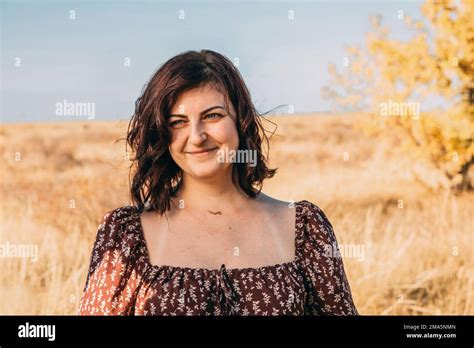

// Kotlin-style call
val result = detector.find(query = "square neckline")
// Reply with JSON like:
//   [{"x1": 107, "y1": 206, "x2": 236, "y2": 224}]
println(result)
[{"x1": 133, "y1": 200, "x2": 304, "y2": 274}]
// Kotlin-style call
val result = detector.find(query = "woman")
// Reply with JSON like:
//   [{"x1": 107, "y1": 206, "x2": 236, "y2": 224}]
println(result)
[{"x1": 78, "y1": 49, "x2": 358, "y2": 316}]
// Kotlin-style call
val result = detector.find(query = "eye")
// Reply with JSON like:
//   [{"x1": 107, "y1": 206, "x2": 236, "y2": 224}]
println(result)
[
  {"x1": 169, "y1": 119, "x2": 186, "y2": 127},
  {"x1": 205, "y1": 113, "x2": 224, "y2": 120}
]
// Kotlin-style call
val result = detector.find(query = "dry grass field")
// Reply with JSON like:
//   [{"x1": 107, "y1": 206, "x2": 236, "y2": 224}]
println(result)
[{"x1": 0, "y1": 113, "x2": 472, "y2": 315}]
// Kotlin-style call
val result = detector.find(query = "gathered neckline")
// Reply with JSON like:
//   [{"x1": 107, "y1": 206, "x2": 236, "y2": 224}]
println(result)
[{"x1": 131, "y1": 200, "x2": 305, "y2": 274}]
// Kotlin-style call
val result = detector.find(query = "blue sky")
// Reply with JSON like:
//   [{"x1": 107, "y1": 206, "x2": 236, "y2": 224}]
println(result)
[{"x1": 1, "y1": 0, "x2": 424, "y2": 123}]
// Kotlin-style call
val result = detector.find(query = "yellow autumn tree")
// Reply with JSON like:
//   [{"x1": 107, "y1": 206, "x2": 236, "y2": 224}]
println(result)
[{"x1": 323, "y1": 0, "x2": 474, "y2": 191}]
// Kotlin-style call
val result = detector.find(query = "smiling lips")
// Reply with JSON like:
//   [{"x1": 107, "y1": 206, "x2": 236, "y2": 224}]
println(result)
[{"x1": 186, "y1": 147, "x2": 218, "y2": 156}]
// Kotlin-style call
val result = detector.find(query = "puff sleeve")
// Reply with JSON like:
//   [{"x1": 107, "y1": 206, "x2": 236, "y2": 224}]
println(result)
[
  {"x1": 78, "y1": 206, "x2": 146, "y2": 315},
  {"x1": 297, "y1": 201, "x2": 359, "y2": 315}
]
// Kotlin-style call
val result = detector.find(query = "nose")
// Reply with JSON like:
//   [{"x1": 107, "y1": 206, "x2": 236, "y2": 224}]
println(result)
[{"x1": 189, "y1": 120, "x2": 207, "y2": 145}]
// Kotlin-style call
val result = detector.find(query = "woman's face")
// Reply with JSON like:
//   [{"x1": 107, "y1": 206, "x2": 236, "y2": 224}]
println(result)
[{"x1": 167, "y1": 84, "x2": 239, "y2": 180}]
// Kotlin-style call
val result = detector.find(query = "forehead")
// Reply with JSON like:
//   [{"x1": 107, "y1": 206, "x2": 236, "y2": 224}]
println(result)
[{"x1": 171, "y1": 84, "x2": 229, "y2": 112}]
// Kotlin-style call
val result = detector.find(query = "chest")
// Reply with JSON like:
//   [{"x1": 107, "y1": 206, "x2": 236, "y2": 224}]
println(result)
[
  {"x1": 141, "y1": 207, "x2": 296, "y2": 269},
  {"x1": 133, "y1": 265, "x2": 306, "y2": 315}
]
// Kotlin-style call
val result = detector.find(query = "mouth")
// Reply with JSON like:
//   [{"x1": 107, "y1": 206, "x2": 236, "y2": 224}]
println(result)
[{"x1": 185, "y1": 147, "x2": 218, "y2": 156}]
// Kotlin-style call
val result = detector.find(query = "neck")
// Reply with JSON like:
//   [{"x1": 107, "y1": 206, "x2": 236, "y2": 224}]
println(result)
[{"x1": 173, "y1": 169, "x2": 251, "y2": 213}]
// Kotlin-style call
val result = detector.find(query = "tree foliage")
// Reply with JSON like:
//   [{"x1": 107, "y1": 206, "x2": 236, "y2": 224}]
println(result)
[{"x1": 323, "y1": 0, "x2": 474, "y2": 191}]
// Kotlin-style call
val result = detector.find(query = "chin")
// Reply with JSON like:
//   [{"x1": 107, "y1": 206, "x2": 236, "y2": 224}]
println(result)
[{"x1": 187, "y1": 164, "x2": 229, "y2": 180}]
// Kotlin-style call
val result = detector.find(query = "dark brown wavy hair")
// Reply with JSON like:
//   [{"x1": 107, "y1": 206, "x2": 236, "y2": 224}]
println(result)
[{"x1": 126, "y1": 49, "x2": 277, "y2": 215}]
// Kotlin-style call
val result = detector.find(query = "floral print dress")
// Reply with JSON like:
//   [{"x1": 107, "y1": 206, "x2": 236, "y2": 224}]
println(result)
[{"x1": 78, "y1": 200, "x2": 358, "y2": 316}]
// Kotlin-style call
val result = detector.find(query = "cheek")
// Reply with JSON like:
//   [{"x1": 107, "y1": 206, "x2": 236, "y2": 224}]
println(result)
[
  {"x1": 168, "y1": 132, "x2": 186, "y2": 159},
  {"x1": 214, "y1": 120, "x2": 239, "y2": 147}
]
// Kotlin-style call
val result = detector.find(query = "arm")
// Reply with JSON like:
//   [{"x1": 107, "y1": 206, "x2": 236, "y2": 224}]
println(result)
[
  {"x1": 78, "y1": 209, "x2": 140, "y2": 315},
  {"x1": 301, "y1": 202, "x2": 359, "y2": 315}
]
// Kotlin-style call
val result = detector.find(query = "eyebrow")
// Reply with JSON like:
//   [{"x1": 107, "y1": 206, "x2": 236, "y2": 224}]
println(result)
[{"x1": 167, "y1": 105, "x2": 226, "y2": 119}]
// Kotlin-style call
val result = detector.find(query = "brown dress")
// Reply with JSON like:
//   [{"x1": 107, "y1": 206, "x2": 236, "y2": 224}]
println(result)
[{"x1": 78, "y1": 200, "x2": 358, "y2": 316}]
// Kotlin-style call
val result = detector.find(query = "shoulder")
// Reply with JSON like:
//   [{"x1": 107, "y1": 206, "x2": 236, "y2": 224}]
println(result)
[
  {"x1": 139, "y1": 208, "x2": 163, "y2": 227},
  {"x1": 255, "y1": 194, "x2": 332, "y2": 227},
  {"x1": 255, "y1": 193, "x2": 324, "y2": 213},
  {"x1": 298, "y1": 200, "x2": 334, "y2": 230},
  {"x1": 93, "y1": 205, "x2": 142, "y2": 252},
  {"x1": 253, "y1": 193, "x2": 297, "y2": 230},
  {"x1": 98, "y1": 205, "x2": 140, "y2": 232},
  {"x1": 295, "y1": 200, "x2": 338, "y2": 255},
  {"x1": 254, "y1": 192, "x2": 294, "y2": 213},
  {"x1": 99, "y1": 205, "x2": 139, "y2": 225}
]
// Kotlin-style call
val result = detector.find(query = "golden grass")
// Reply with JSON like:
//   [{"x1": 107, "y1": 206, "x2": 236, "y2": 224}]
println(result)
[{"x1": 0, "y1": 114, "x2": 472, "y2": 314}]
